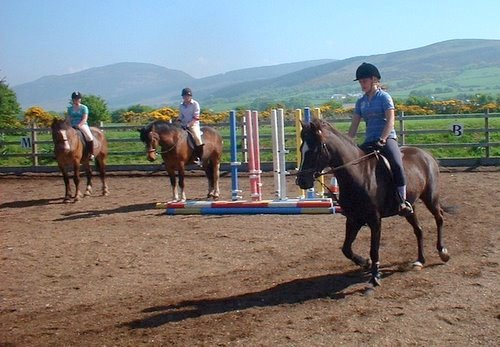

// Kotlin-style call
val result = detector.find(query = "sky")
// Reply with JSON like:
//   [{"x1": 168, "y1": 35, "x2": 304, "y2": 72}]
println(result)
[{"x1": 1, "y1": 0, "x2": 499, "y2": 86}]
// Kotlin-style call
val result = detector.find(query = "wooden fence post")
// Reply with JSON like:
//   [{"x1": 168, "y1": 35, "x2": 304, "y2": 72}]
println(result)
[
  {"x1": 484, "y1": 109, "x2": 490, "y2": 158},
  {"x1": 31, "y1": 122, "x2": 38, "y2": 167},
  {"x1": 398, "y1": 111, "x2": 406, "y2": 146}
]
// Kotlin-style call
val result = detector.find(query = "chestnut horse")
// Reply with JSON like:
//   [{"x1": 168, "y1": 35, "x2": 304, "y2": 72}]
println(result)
[
  {"x1": 296, "y1": 118, "x2": 450, "y2": 287},
  {"x1": 139, "y1": 121, "x2": 223, "y2": 201},
  {"x1": 51, "y1": 118, "x2": 109, "y2": 203}
]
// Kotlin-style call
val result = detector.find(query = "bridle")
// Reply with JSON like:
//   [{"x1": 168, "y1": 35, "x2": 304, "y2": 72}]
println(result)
[
  {"x1": 146, "y1": 128, "x2": 183, "y2": 155},
  {"x1": 297, "y1": 139, "x2": 380, "y2": 179}
]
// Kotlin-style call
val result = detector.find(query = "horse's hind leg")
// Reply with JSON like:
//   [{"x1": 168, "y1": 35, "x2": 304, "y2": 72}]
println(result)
[
  {"x1": 205, "y1": 161, "x2": 220, "y2": 199},
  {"x1": 177, "y1": 167, "x2": 187, "y2": 201},
  {"x1": 404, "y1": 211, "x2": 426, "y2": 269},
  {"x1": 424, "y1": 199, "x2": 450, "y2": 263},
  {"x1": 83, "y1": 161, "x2": 93, "y2": 197},
  {"x1": 73, "y1": 162, "x2": 83, "y2": 201},
  {"x1": 96, "y1": 156, "x2": 109, "y2": 196}
]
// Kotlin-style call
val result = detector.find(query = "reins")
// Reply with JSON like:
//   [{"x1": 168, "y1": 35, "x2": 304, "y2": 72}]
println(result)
[
  {"x1": 314, "y1": 150, "x2": 380, "y2": 178},
  {"x1": 147, "y1": 128, "x2": 186, "y2": 155}
]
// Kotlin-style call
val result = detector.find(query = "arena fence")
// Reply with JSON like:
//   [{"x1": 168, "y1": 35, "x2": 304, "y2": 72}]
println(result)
[{"x1": 0, "y1": 111, "x2": 499, "y2": 174}]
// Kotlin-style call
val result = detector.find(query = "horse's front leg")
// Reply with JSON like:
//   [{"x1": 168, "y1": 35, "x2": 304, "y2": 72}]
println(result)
[
  {"x1": 73, "y1": 161, "x2": 83, "y2": 202},
  {"x1": 83, "y1": 160, "x2": 93, "y2": 197},
  {"x1": 59, "y1": 164, "x2": 72, "y2": 203},
  {"x1": 177, "y1": 165, "x2": 187, "y2": 202},
  {"x1": 367, "y1": 218, "x2": 383, "y2": 287},
  {"x1": 165, "y1": 167, "x2": 179, "y2": 202},
  {"x1": 342, "y1": 217, "x2": 370, "y2": 269}
]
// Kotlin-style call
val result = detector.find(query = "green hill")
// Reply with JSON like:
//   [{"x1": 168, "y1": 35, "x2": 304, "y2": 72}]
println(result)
[{"x1": 12, "y1": 39, "x2": 500, "y2": 112}]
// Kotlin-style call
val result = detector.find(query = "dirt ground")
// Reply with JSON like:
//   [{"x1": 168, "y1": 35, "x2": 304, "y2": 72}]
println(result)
[{"x1": 0, "y1": 169, "x2": 499, "y2": 346}]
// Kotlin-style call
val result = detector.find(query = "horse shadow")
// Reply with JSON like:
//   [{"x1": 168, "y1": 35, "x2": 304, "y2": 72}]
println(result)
[
  {"x1": 120, "y1": 268, "x2": 397, "y2": 329},
  {"x1": 0, "y1": 197, "x2": 61, "y2": 209},
  {"x1": 53, "y1": 202, "x2": 161, "y2": 221}
]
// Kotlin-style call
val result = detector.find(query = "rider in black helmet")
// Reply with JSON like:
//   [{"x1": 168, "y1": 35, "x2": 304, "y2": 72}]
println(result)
[
  {"x1": 348, "y1": 62, "x2": 413, "y2": 216},
  {"x1": 176, "y1": 88, "x2": 204, "y2": 165},
  {"x1": 66, "y1": 92, "x2": 95, "y2": 160}
]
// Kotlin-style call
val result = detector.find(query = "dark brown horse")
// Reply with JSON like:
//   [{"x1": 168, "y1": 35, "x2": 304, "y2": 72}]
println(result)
[
  {"x1": 139, "y1": 121, "x2": 223, "y2": 201},
  {"x1": 51, "y1": 118, "x2": 109, "y2": 203},
  {"x1": 296, "y1": 118, "x2": 450, "y2": 287}
]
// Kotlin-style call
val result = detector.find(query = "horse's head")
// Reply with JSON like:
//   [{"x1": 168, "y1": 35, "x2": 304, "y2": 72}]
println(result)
[
  {"x1": 51, "y1": 118, "x2": 72, "y2": 152},
  {"x1": 138, "y1": 123, "x2": 160, "y2": 162},
  {"x1": 295, "y1": 118, "x2": 332, "y2": 190}
]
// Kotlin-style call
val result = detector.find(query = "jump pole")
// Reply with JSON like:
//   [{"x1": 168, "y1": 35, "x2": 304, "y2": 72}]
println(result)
[
  {"x1": 295, "y1": 109, "x2": 305, "y2": 198},
  {"x1": 245, "y1": 110, "x2": 262, "y2": 201},
  {"x1": 158, "y1": 108, "x2": 341, "y2": 215},
  {"x1": 312, "y1": 107, "x2": 325, "y2": 197},
  {"x1": 229, "y1": 110, "x2": 242, "y2": 201},
  {"x1": 271, "y1": 108, "x2": 288, "y2": 200}
]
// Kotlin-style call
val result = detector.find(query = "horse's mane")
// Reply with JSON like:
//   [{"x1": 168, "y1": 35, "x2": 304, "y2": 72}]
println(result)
[
  {"x1": 140, "y1": 120, "x2": 182, "y2": 143},
  {"x1": 311, "y1": 118, "x2": 358, "y2": 148}
]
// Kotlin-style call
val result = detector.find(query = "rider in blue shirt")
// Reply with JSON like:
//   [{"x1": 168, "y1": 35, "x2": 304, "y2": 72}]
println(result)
[
  {"x1": 66, "y1": 92, "x2": 94, "y2": 160},
  {"x1": 348, "y1": 63, "x2": 413, "y2": 216}
]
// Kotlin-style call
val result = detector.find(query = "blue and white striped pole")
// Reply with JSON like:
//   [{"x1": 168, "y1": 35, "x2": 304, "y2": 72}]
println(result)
[{"x1": 229, "y1": 110, "x2": 242, "y2": 201}]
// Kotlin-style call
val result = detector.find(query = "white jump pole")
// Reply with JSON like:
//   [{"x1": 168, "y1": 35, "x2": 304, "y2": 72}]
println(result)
[
  {"x1": 276, "y1": 108, "x2": 288, "y2": 200},
  {"x1": 270, "y1": 109, "x2": 281, "y2": 199}
]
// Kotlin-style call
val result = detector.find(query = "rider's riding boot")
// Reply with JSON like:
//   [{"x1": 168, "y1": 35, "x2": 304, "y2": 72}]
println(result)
[
  {"x1": 194, "y1": 144, "x2": 204, "y2": 165},
  {"x1": 87, "y1": 140, "x2": 95, "y2": 160}
]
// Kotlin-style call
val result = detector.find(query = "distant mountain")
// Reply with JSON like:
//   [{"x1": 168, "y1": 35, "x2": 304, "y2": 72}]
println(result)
[
  {"x1": 13, "y1": 60, "x2": 334, "y2": 111},
  {"x1": 12, "y1": 39, "x2": 500, "y2": 112},
  {"x1": 13, "y1": 63, "x2": 195, "y2": 111},
  {"x1": 207, "y1": 39, "x2": 500, "y2": 103}
]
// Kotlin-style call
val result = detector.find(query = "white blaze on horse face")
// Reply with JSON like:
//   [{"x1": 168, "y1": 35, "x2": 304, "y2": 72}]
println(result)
[
  {"x1": 60, "y1": 130, "x2": 70, "y2": 152},
  {"x1": 300, "y1": 141, "x2": 310, "y2": 169}
]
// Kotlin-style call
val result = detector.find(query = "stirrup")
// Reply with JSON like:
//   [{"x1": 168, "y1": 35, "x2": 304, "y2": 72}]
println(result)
[
  {"x1": 193, "y1": 157, "x2": 202, "y2": 166},
  {"x1": 89, "y1": 154, "x2": 95, "y2": 161},
  {"x1": 398, "y1": 201, "x2": 413, "y2": 216}
]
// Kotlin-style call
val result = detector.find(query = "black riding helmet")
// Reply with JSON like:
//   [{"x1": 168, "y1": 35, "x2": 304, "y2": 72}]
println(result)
[
  {"x1": 71, "y1": 91, "x2": 82, "y2": 99},
  {"x1": 354, "y1": 62, "x2": 381, "y2": 81},
  {"x1": 181, "y1": 88, "x2": 192, "y2": 96}
]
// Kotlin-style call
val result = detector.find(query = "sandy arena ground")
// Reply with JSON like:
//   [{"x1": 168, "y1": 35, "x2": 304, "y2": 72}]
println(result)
[{"x1": 0, "y1": 169, "x2": 499, "y2": 346}]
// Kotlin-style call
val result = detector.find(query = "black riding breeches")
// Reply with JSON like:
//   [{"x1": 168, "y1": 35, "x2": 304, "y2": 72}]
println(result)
[{"x1": 380, "y1": 138, "x2": 406, "y2": 187}]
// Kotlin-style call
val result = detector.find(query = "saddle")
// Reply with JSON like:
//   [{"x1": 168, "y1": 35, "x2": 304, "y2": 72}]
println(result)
[
  {"x1": 74, "y1": 127, "x2": 100, "y2": 154},
  {"x1": 359, "y1": 141, "x2": 405, "y2": 215},
  {"x1": 181, "y1": 126, "x2": 204, "y2": 161}
]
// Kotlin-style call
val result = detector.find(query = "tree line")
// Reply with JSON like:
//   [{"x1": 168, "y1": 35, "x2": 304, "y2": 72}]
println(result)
[{"x1": 1, "y1": 79, "x2": 499, "y2": 129}]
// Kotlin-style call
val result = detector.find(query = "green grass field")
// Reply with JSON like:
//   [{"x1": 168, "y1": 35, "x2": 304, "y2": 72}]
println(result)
[{"x1": 1, "y1": 117, "x2": 499, "y2": 168}]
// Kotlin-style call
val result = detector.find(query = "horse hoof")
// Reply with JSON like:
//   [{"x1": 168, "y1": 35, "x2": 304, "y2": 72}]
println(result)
[
  {"x1": 439, "y1": 248, "x2": 450, "y2": 262},
  {"x1": 63, "y1": 198, "x2": 71, "y2": 204},
  {"x1": 412, "y1": 261, "x2": 424, "y2": 271},
  {"x1": 103, "y1": 191, "x2": 109, "y2": 196},
  {"x1": 369, "y1": 276, "x2": 382, "y2": 287}
]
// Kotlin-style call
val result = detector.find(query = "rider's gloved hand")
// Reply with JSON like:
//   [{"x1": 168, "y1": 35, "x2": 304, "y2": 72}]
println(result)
[{"x1": 374, "y1": 138, "x2": 386, "y2": 150}]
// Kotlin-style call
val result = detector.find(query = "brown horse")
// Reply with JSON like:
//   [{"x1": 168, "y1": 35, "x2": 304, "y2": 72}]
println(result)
[
  {"x1": 51, "y1": 118, "x2": 109, "y2": 203},
  {"x1": 139, "y1": 121, "x2": 223, "y2": 201},
  {"x1": 296, "y1": 118, "x2": 450, "y2": 287}
]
